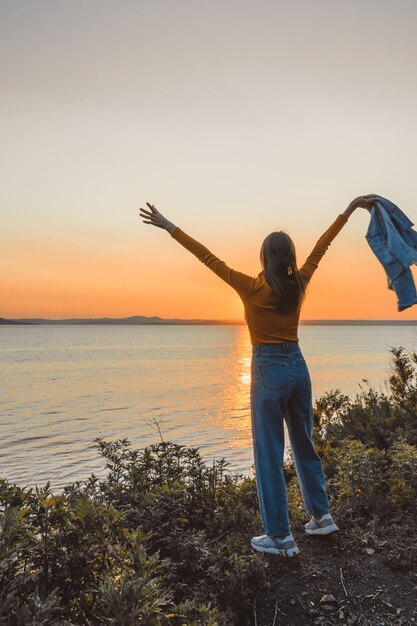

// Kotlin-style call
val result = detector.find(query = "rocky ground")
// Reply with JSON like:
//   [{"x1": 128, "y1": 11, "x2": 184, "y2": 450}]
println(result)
[{"x1": 250, "y1": 529, "x2": 417, "y2": 626}]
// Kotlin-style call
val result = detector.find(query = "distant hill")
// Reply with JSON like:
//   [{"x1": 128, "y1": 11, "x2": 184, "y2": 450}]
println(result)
[
  {"x1": 2, "y1": 315, "x2": 244, "y2": 326},
  {"x1": 2, "y1": 316, "x2": 417, "y2": 326},
  {"x1": 0, "y1": 317, "x2": 29, "y2": 325}
]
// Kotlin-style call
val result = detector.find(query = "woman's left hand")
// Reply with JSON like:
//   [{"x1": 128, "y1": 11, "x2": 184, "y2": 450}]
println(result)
[
  {"x1": 348, "y1": 194, "x2": 378, "y2": 210},
  {"x1": 139, "y1": 203, "x2": 177, "y2": 233}
]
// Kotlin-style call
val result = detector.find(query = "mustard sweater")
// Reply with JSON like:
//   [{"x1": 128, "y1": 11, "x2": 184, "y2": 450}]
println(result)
[{"x1": 170, "y1": 214, "x2": 348, "y2": 345}]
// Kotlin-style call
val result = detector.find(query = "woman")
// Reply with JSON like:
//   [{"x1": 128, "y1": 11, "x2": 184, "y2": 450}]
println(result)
[{"x1": 139, "y1": 194, "x2": 376, "y2": 557}]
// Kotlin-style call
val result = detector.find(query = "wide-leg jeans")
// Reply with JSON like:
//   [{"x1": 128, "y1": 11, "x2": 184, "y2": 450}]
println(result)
[{"x1": 250, "y1": 342, "x2": 330, "y2": 537}]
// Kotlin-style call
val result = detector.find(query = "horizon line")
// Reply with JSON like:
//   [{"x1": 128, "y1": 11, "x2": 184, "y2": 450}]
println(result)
[{"x1": 2, "y1": 315, "x2": 417, "y2": 325}]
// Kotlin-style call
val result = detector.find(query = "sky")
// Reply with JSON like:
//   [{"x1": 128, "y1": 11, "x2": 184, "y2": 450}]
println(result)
[{"x1": 2, "y1": 0, "x2": 417, "y2": 320}]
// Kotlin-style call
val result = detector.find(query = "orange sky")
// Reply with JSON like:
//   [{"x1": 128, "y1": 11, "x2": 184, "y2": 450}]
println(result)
[
  {"x1": 2, "y1": 214, "x2": 417, "y2": 320},
  {"x1": 2, "y1": 1, "x2": 417, "y2": 320}
]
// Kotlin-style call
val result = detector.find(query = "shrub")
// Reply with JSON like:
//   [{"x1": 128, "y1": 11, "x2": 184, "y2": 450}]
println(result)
[{"x1": 0, "y1": 440, "x2": 265, "y2": 625}]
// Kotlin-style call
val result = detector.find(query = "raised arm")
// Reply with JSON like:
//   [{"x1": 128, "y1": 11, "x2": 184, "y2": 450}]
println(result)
[
  {"x1": 299, "y1": 194, "x2": 378, "y2": 284},
  {"x1": 139, "y1": 202, "x2": 255, "y2": 297}
]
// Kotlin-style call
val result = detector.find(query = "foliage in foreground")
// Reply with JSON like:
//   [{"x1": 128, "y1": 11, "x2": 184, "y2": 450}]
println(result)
[{"x1": 1, "y1": 346, "x2": 417, "y2": 624}]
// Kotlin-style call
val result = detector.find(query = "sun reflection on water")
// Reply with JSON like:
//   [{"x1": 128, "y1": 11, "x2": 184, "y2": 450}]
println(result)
[
  {"x1": 239, "y1": 357, "x2": 252, "y2": 386},
  {"x1": 213, "y1": 327, "x2": 253, "y2": 452}
]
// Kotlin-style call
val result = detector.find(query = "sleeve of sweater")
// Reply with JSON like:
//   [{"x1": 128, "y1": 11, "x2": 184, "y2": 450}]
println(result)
[
  {"x1": 170, "y1": 227, "x2": 255, "y2": 297},
  {"x1": 299, "y1": 214, "x2": 348, "y2": 283}
]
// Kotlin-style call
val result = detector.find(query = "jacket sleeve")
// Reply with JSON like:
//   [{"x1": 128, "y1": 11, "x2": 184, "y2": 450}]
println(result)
[
  {"x1": 170, "y1": 227, "x2": 255, "y2": 297},
  {"x1": 299, "y1": 214, "x2": 348, "y2": 283}
]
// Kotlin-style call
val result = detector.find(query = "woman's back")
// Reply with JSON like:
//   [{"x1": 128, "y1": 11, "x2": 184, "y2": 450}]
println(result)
[
  {"x1": 240, "y1": 274, "x2": 302, "y2": 344},
  {"x1": 170, "y1": 213, "x2": 348, "y2": 345}
]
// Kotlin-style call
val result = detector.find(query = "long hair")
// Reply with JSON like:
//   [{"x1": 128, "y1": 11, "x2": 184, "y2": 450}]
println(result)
[{"x1": 260, "y1": 231, "x2": 305, "y2": 314}]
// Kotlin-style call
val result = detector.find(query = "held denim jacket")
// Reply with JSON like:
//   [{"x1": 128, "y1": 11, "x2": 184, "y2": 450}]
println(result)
[{"x1": 366, "y1": 195, "x2": 417, "y2": 311}]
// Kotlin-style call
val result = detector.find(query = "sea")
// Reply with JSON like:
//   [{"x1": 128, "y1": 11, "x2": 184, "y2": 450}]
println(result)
[{"x1": 1, "y1": 324, "x2": 417, "y2": 490}]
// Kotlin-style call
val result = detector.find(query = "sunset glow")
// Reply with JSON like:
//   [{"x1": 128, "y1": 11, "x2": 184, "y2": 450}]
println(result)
[{"x1": 2, "y1": 1, "x2": 417, "y2": 320}]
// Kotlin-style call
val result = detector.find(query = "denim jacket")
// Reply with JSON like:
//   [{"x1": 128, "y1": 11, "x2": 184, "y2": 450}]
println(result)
[{"x1": 366, "y1": 195, "x2": 417, "y2": 311}]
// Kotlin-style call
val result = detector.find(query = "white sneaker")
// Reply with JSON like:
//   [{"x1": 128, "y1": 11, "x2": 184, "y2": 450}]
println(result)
[
  {"x1": 250, "y1": 532, "x2": 300, "y2": 557},
  {"x1": 304, "y1": 513, "x2": 339, "y2": 536}
]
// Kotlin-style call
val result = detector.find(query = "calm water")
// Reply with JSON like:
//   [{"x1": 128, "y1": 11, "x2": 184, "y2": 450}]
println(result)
[{"x1": 1, "y1": 324, "x2": 417, "y2": 489}]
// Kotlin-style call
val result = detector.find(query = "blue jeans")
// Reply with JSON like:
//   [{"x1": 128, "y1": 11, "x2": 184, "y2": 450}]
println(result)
[{"x1": 250, "y1": 342, "x2": 329, "y2": 537}]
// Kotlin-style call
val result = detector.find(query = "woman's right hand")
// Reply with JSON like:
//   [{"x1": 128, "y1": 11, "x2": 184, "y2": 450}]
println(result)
[{"x1": 139, "y1": 202, "x2": 177, "y2": 233}]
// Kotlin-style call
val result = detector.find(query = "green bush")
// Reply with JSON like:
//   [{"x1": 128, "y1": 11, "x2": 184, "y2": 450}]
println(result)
[
  {"x1": 0, "y1": 441, "x2": 266, "y2": 625},
  {"x1": 331, "y1": 438, "x2": 417, "y2": 514},
  {"x1": 312, "y1": 346, "x2": 417, "y2": 567},
  {"x1": 314, "y1": 346, "x2": 417, "y2": 453}
]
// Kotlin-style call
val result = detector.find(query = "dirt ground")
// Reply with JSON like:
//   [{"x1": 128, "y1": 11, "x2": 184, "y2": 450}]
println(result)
[{"x1": 249, "y1": 529, "x2": 417, "y2": 626}]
